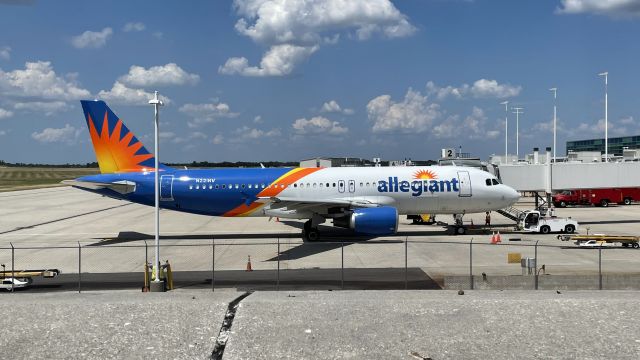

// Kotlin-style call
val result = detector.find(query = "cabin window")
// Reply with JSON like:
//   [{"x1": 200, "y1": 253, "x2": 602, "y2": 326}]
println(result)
[
  {"x1": 222, "y1": 184, "x2": 226, "y2": 189},
  {"x1": 241, "y1": 184, "x2": 245, "y2": 189},
  {"x1": 294, "y1": 183, "x2": 298, "y2": 188},
  {"x1": 215, "y1": 185, "x2": 219, "y2": 189},
  {"x1": 189, "y1": 185, "x2": 193, "y2": 190},
  {"x1": 209, "y1": 185, "x2": 213, "y2": 190},
  {"x1": 196, "y1": 185, "x2": 200, "y2": 189},
  {"x1": 235, "y1": 184, "x2": 239, "y2": 189},
  {"x1": 320, "y1": 183, "x2": 324, "y2": 188},
  {"x1": 485, "y1": 179, "x2": 492, "y2": 186},
  {"x1": 228, "y1": 184, "x2": 232, "y2": 189},
  {"x1": 313, "y1": 183, "x2": 317, "y2": 188},
  {"x1": 248, "y1": 184, "x2": 252, "y2": 189},
  {"x1": 492, "y1": 179, "x2": 499, "y2": 185},
  {"x1": 333, "y1": 183, "x2": 336, "y2": 187},
  {"x1": 281, "y1": 184, "x2": 285, "y2": 188},
  {"x1": 255, "y1": 184, "x2": 258, "y2": 188},
  {"x1": 359, "y1": 182, "x2": 363, "y2": 187}
]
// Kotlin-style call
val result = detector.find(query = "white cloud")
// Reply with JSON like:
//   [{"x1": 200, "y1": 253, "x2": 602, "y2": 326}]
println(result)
[
  {"x1": 426, "y1": 79, "x2": 521, "y2": 100},
  {"x1": 97, "y1": 81, "x2": 171, "y2": 105},
  {"x1": 0, "y1": 46, "x2": 11, "y2": 60},
  {"x1": 123, "y1": 22, "x2": 146, "y2": 32},
  {"x1": 234, "y1": 126, "x2": 282, "y2": 140},
  {"x1": 557, "y1": 0, "x2": 640, "y2": 17},
  {"x1": 179, "y1": 101, "x2": 239, "y2": 127},
  {"x1": 575, "y1": 116, "x2": 640, "y2": 137},
  {"x1": 0, "y1": 130, "x2": 6, "y2": 136},
  {"x1": 71, "y1": 27, "x2": 113, "y2": 49},
  {"x1": 253, "y1": 115, "x2": 263, "y2": 123},
  {"x1": 0, "y1": 107, "x2": 13, "y2": 119},
  {"x1": 292, "y1": 116, "x2": 348, "y2": 135},
  {"x1": 221, "y1": 0, "x2": 416, "y2": 76},
  {"x1": 321, "y1": 100, "x2": 354, "y2": 115},
  {"x1": 0, "y1": 61, "x2": 91, "y2": 100},
  {"x1": 118, "y1": 63, "x2": 200, "y2": 87},
  {"x1": 211, "y1": 134, "x2": 224, "y2": 144},
  {"x1": 152, "y1": 32, "x2": 164, "y2": 40},
  {"x1": 367, "y1": 89, "x2": 441, "y2": 133},
  {"x1": 13, "y1": 101, "x2": 71, "y2": 116},
  {"x1": 31, "y1": 124, "x2": 78, "y2": 144},
  {"x1": 219, "y1": 44, "x2": 318, "y2": 77}
]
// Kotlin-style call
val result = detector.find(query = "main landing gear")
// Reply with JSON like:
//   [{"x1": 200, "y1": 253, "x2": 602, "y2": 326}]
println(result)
[{"x1": 303, "y1": 219, "x2": 320, "y2": 241}]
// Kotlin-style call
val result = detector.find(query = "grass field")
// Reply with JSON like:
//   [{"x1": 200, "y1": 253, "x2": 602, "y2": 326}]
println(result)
[{"x1": 0, "y1": 167, "x2": 99, "y2": 192}]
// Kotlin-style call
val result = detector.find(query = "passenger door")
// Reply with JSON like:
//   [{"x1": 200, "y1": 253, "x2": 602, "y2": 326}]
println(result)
[
  {"x1": 160, "y1": 175, "x2": 174, "y2": 201},
  {"x1": 457, "y1": 171, "x2": 472, "y2": 197}
]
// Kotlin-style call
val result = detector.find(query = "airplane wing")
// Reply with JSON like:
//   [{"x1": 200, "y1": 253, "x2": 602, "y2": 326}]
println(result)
[
  {"x1": 257, "y1": 196, "x2": 381, "y2": 211},
  {"x1": 62, "y1": 180, "x2": 136, "y2": 195}
]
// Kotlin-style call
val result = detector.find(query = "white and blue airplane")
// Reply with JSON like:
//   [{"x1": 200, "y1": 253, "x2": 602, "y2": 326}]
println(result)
[{"x1": 66, "y1": 100, "x2": 520, "y2": 240}]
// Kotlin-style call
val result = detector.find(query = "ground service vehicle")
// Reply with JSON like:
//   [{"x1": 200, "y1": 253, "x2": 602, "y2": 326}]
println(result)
[
  {"x1": 558, "y1": 234, "x2": 640, "y2": 248},
  {"x1": 407, "y1": 214, "x2": 436, "y2": 224},
  {"x1": 553, "y1": 188, "x2": 640, "y2": 208},
  {"x1": 518, "y1": 210, "x2": 578, "y2": 234},
  {"x1": 0, "y1": 278, "x2": 29, "y2": 291}
]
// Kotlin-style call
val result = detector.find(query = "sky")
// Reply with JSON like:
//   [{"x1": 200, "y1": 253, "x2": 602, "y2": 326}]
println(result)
[{"x1": 1, "y1": 0, "x2": 640, "y2": 164}]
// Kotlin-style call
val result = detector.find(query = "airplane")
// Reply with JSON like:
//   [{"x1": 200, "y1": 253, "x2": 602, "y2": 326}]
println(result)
[{"x1": 65, "y1": 100, "x2": 520, "y2": 241}]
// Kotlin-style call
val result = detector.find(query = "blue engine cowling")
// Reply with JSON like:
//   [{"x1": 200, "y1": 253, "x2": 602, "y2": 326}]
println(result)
[{"x1": 334, "y1": 207, "x2": 399, "y2": 235}]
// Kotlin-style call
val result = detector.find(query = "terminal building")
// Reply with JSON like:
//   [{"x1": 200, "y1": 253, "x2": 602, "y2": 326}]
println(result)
[{"x1": 566, "y1": 135, "x2": 640, "y2": 156}]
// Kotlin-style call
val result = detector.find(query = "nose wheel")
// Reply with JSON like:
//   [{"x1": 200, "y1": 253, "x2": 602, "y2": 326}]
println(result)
[{"x1": 303, "y1": 220, "x2": 320, "y2": 241}]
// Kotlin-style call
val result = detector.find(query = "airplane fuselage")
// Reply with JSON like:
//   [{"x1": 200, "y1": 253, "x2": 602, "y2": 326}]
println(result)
[{"x1": 76, "y1": 166, "x2": 519, "y2": 219}]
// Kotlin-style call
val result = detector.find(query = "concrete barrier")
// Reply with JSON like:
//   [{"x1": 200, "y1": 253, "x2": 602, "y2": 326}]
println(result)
[{"x1": 445, "y1": 274, "x2": 640, "y2": 290}]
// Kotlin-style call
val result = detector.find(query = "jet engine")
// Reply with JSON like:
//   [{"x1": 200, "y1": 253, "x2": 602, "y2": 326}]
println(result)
[{"x1": 333, "y1": 207, "x2": 398, "y2": 235}]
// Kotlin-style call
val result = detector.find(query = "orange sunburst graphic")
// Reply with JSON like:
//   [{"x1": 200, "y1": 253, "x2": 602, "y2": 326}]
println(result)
[
  {"x1": 88, "y1": 112, "x2": 154, "y2": 174},
  {"x1": 414, "y1": 169, "x2": 437, "y2": 180}
]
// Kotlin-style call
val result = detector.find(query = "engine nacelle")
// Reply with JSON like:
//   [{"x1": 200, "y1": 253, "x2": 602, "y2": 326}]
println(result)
[{"x1": 333, "y1": 207, "x2": 398, "y2": 235}]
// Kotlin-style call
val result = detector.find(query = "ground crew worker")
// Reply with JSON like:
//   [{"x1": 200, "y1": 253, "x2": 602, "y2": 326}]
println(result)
[{"x1": 485, "y1": 211, "x2": 491, "y2": 226}]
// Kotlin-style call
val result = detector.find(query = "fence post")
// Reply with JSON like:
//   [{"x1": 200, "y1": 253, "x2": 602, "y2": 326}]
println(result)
[
  {"x1": 534, "y1": 240, "x2": 539, "y2": 290},
  {"x1": 469, "y1": 238, "x2": 473, "y2": 290},
  {"x1": 211, "y1": 237, "x2": 216, "y2": 292},
  {"x1": 404, "y1": 236, "x2": 408, "y2": 290},
  {"x1": 78, "y1": 242, "x2": 82, "y2": 293},
  {"x1": 341, "y1": 238, "x2": 344, "y2": 290},
  {"x1": 598, "y1": 247, "x2": 602, "y2": 290},
  {"x1": 10, "y1": 242, "x2": 14, "y2": 293},
  {"x1": 277, "y1": 237, "x2": 280, "y2": 291}
]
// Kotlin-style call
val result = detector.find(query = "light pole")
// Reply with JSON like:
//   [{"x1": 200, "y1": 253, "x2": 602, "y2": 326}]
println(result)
[
  {"x1": 149, "y1": 91, "x2": 164, "y2": 284},
  {"x1": 549, "y1": 88, "x2": 557, "y2": 162},
  {"x1": 500, "y1": 101, "x2": 509, "y2": 163},
  {"x1": 598, "y1": 72, "x2": 608, "y2": 162},
  {"x1": 512, "y1": 107, "x2": 524, "y2": 160}
]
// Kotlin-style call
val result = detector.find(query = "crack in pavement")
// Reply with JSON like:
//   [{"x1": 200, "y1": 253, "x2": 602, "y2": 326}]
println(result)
[{"x1": 210, "y1": 291, "x2": 253, "y2": 359}]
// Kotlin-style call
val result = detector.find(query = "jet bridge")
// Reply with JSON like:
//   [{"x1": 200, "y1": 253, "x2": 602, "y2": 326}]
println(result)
[{"x1": 498, "y1": 162, "x2": 640, "y2": 192}]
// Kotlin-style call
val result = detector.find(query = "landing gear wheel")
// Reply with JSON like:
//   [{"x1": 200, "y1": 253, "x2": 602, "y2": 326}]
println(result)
[
  {"x1": 540, "y1": 226, "x2": 551, "y2": 234},
  {"x1": 624, "y1": 198, "x2": 632, "y2": 205},
  {"x1": 305, "y1": 228, "x2": 320, "y2": 241},
  {"x1": 564, "y1": 224, "x2": 575, "y2": 234},
  {"x1": 600, "y1": 199, "x2": 609, "y2": 207},
  {"x1": 559, "y1": 201, "x2": 567, "y2": 208},
  {"x1": 455, "y1": 226, "x2": 466, "y2": 235},
  {"x1": 633, "y1": 243, "x2": 640, "y2": 249}
]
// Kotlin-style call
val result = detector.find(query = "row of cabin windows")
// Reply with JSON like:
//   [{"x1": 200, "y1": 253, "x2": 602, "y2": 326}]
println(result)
[
  {"x1": 485, "y1": 178, "x2": 500, "y2": 186},
  {"x1": 188, "y1": 181, "x2": 380, "y2": 190}
]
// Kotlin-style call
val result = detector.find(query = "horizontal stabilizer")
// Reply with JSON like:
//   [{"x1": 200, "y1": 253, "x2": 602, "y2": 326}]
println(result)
[{"x1": 62, "y1": 180, "x2": 136, "y2": 194}]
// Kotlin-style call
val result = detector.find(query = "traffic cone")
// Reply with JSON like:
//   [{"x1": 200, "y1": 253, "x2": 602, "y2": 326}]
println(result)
[
  {"x1": 491, "y1": 232, "x2": 497, "y2": 244},
  {"x1": 246, "y1": 255, "x2": 253, "y2": 272},
  {"x1": 496, "y1": 231, "x2": 502, "y2": 243}
]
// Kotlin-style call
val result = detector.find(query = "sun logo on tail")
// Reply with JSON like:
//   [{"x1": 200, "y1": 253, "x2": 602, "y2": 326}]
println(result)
[
  {"x1": 88, "y1": 112, "x2": 154, "y2": 174},
  {"x1": 414, "y1": 169, "x2": 437, "y2": 180}
]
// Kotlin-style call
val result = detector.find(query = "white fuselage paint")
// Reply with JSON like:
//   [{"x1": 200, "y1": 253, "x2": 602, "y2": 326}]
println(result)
[{"x1": 256, "y1": 166, "x2": 519, "y2": 219}]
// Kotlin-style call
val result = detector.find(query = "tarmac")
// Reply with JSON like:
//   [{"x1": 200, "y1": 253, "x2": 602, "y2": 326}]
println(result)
[{"x1": 1, "y1": 289, "x2": 640, "y2": 359}]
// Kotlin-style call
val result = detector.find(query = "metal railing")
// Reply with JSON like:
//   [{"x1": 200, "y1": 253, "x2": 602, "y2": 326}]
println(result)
[{"x1": 1, "y1": 237, "x2": 639, "y2": 292}]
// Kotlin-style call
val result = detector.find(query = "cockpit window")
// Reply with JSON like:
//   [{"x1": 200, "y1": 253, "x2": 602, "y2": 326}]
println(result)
[
  {"x1": 485, "y1": 179, "x2": 492, "y2": 186},
  {"x1": 492, "y1": 179, "x2": 499, "y2": 185}
]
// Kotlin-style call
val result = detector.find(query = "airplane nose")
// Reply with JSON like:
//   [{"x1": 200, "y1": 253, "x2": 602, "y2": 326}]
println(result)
[{"x1": 504, "y1": 186, "x2": 520, "y2": 205}]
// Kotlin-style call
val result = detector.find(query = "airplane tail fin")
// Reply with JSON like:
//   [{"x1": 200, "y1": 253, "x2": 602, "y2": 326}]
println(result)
[{"x1": 80, "y1": 100, "x2": 164, "y2": 174}]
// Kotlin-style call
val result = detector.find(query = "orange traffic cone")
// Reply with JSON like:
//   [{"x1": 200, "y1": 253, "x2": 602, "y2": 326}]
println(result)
[
  {"x1": 491, "y1": 232, "x2": 497, "y2": 244},
  {"x1": 496, "y1": 231, "x2": 502, "y2": 243},
  {"x1": 246, "y1": 255, "x2": 253, "y2": 272}
]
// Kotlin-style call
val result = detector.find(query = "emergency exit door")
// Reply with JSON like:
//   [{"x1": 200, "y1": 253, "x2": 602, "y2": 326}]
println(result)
[
  {"x1": 457, "y1": 171, "x2": 472, "y2": 197},
  {"x1": 160, "y1": 175, "x2": 174, "y2": 201}
]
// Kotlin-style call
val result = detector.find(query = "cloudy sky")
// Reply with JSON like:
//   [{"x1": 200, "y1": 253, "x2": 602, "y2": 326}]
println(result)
[{"x1": 1, "y1": 0, "x2": 640, "y2": 164}]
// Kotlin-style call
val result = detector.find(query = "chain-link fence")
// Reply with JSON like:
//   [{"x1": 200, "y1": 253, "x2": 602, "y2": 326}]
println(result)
[{"x1": 1, "y1": 238, "x2": 640, "y2": 292}]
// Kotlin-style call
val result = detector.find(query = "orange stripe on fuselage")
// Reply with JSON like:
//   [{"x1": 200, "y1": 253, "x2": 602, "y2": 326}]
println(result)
[{"x1": 223, "y1": 167, "x2": 323, "y2": 217}]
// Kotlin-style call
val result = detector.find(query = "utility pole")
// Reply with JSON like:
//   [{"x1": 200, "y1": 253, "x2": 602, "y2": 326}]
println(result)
[
  {"x1": 599, "y1": 72, "x2": 608, "y2": 162},
  {"x1": 500, "y1": 101, "x2": 509, "y2": 163},
  {"x1": 148, "y1": 91, "x2": 164, "y2": 288},
  {"x1": 550, "y1": 88, "x2": 557, "y2": 163},
  {"x1": 512, "y1": 107, "x2": 524, "y2": 160}
]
